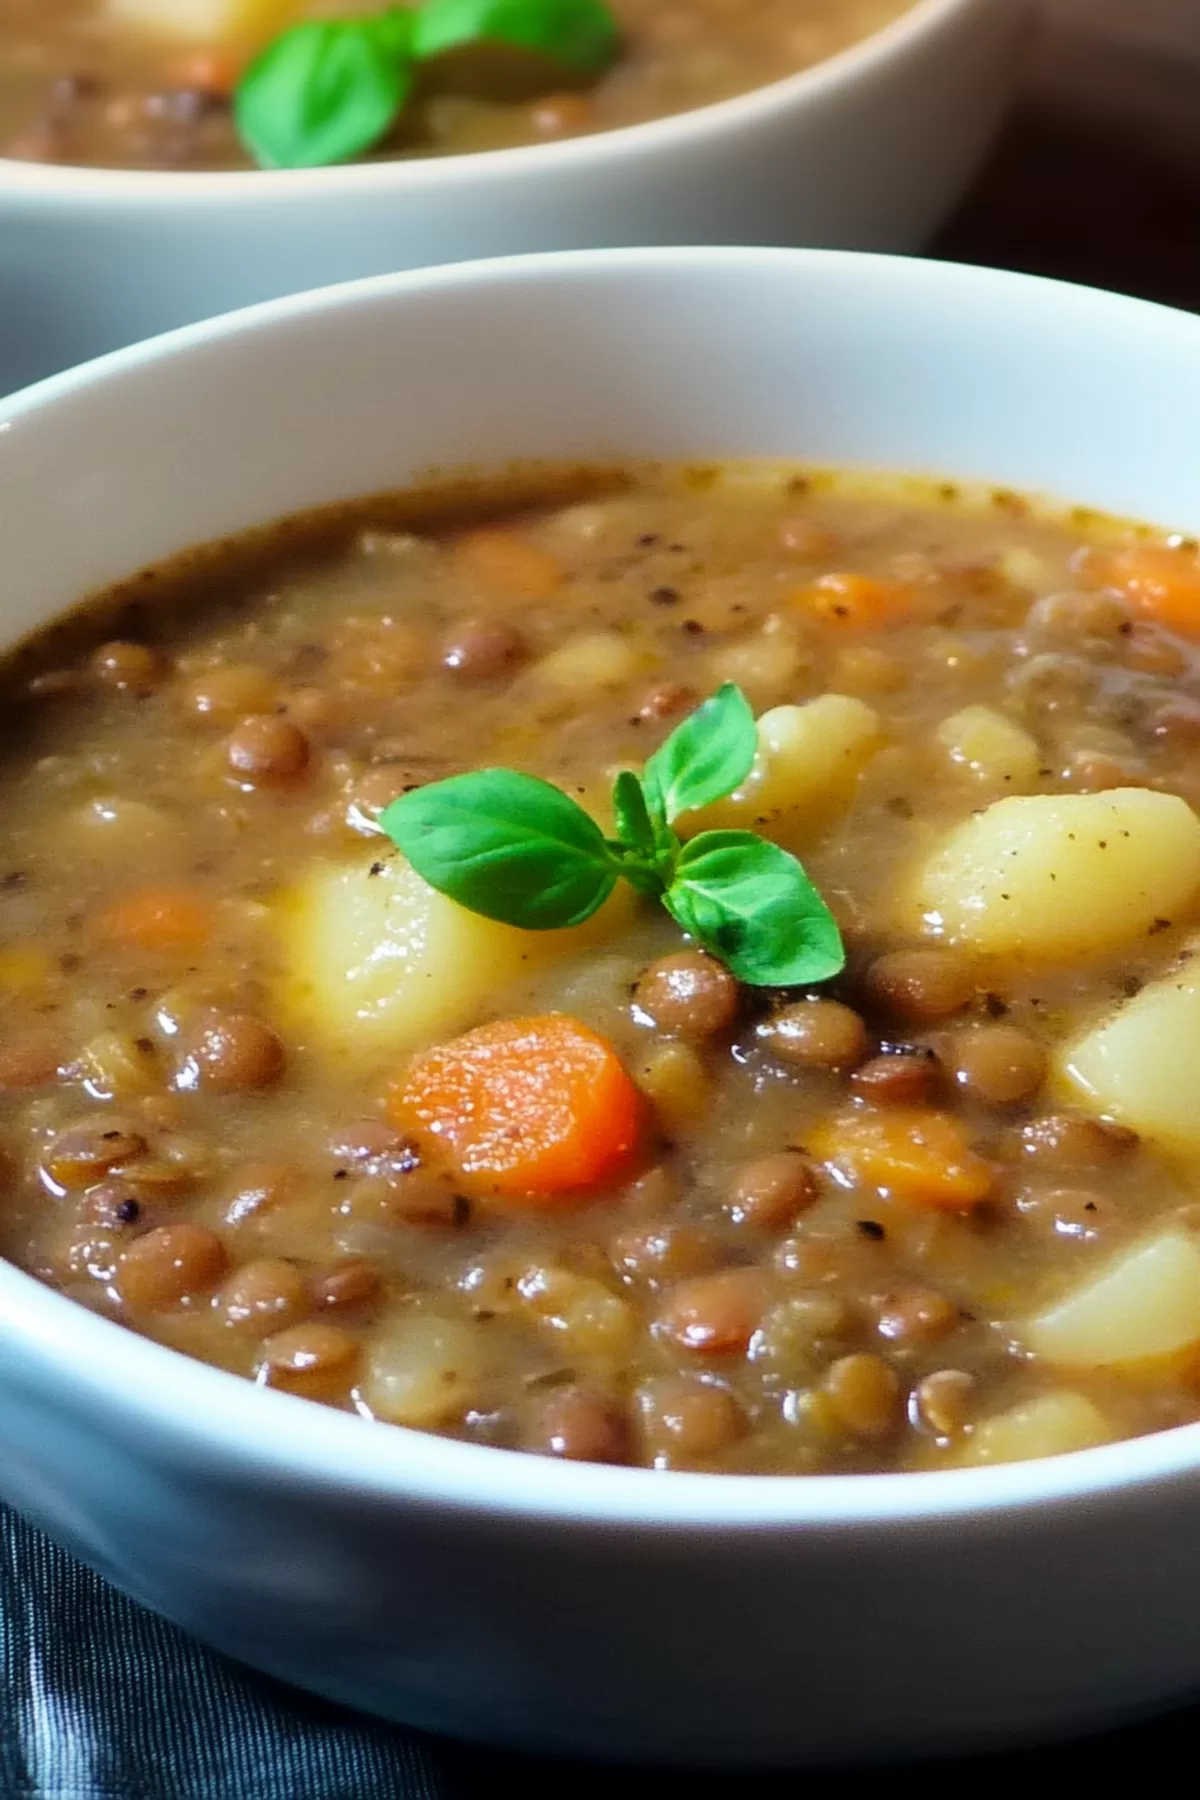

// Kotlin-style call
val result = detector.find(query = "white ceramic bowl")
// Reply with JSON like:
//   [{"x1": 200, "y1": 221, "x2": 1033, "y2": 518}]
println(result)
[
  {"x1": 3, "y1": 246, "x2": 1200, "y2": 1769},
  {"x1": 0, "y1": 0, "x2": 1028, "y2": 394}
]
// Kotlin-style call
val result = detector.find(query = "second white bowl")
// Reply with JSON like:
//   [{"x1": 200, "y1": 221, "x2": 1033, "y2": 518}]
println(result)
[{"x1": 0, "y1": 0, "x2": 1027, "y2": 394}]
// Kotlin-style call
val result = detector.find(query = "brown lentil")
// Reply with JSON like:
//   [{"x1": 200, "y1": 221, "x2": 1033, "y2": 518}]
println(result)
[
  {"x1": 178, "y1": 1013, "x2": 285, "y2": 1094},
  {"x1": 524, "y1": 1388, "x2": 630, "y2": 1463},
  {"x1": 256, "y1": 1322, "x2": 360, "y2": 1401},
  {"x1": 914, "y1": 1369, "x2": 975, "y2": 1438},
  {"x1": 183, "y1": 664, "x2": 278, "y2": 722},
  {"x1": 608, "y1": 1221, "x2": 723, "y2": 1287},
  {"x1": 41, "y1": 1120, "x2": 147, "y2": 1191},
  {"x1": 90, "y1": 640, "x2": 160, "y2": 695},
  {"x1": 864, "y1": 949, "x2": 976, "y2": 1022},
  {"x1": 216, "y1": 1257, "x2": 310, "y2": 1335},
  {"x1": 310, "y1": 1259, "x2": 383, "y2": 1313},
  {"x1": 727, "y1": 1152, "x2": 817, "y2": 1230},
  {"x1": 117, "y1": 1223, "x2": 227, "y2": 1312},
  {"x1": 654, "y1": 1269, "x2": 766, "y2": 1356},
  {"x1": 950, "y1": 1025, "x2": 1047, "y2": 1106},
  {"x1": 851, "y1": 1049, "x2": 940, "y2": 1106},
  {"x1": 634, "y1": 951, "x2": 740, "y2": 1040},
  {"x1": 226, "y1": 715, "x2": 311, "y2": 785},
  {"x1": 440, "y1": 620, "x2": 527, "y2": 682},
  {"x1": 636, "y1": 1374, "x2": 745, "y2": 1469},
  {"x1": 873, "y1": 1287, "x2": 959, "y2": 1347},
  {"x1": 822, "y1": 1354, "x2": 902, "y2": 1438},
  {"x1": 759, "y1": 999, "x2": 869, "y2": 1070},
  {"x1": 1018, "y1": 1114, "x2": 1140, "y2": 1168}
]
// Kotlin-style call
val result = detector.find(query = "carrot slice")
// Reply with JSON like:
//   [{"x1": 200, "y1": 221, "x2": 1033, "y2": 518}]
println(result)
[
  {"x1": 163, "y1": 49, "x2": 240, "y2": 95},
  {"x1": 807, "y1": 1107, "x2": 994, "y2": 1209},
  {"x1": 794, "y1": 571, "x2": 912, "y2": 632},
  {"x1": 456, "y1": 529, "x2": 565, "y2": 600},
  {"x1": 389, "y1": 1014, "x2": 645, "y2": 1202},
  {"x1": 1081, "y1": 543, "x2": 1200, "y2": 638},
  {"x1": 94, "y1": 885, "x2": 214, "y2": 955}
]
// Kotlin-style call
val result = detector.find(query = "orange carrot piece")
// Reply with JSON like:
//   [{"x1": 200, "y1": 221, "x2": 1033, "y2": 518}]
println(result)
[
  {"x1": 794, "y1": 571, "x2": 912, "y2": 632},
  {"x1": 807, "y1": 1107, "x2": 994, "y2": 1209},
  {"x1": 1081, "y1": 542, "x2": 1200, "y2": 638},
  {"x1": 163, "y1": 49, "x2": 240, "y2": 95},
  {"x1": 389, "y1": 1014, "x2": 645, "y2": 1201},
  {"x1": 95, "y1": 885, "x2": 215, "y2": 955},
  {"x1": 456, "y1": 529, "x2": 565, "y2": 600}
]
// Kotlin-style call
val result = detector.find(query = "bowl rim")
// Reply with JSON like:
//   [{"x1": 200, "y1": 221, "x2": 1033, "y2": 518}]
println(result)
[
  {"x1": 0, "y1": 0, "x2": 983, "y2": 202},
  {"x1": 4, "y1": 241, "x2": 1200, "y2": 1533}
]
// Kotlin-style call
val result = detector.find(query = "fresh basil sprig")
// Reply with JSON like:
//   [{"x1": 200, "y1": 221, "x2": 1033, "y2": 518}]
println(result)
[
  {"x1": 413, "y1": 0, "x2": 619, "y2": 73},
  {"x1": 235, "y1": 12, "x2": 416, "y2": 171},
  {"x1": 235, "y1": 0, "x2": 621, "y2": 171},
  {"x1": 642, "y1": 680, "x2": 758, "y2": 825},
  {"x1": 379, "y1": 683, "x2": 846, "y2": 988}
]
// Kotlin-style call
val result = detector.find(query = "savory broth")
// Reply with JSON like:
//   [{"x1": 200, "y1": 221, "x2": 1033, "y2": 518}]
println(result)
[
  {"x1": 4, "y1": 461, "x2": 1200, "y2": 1475},
  {"x1": 0, "y1": 0, "x2": 910, "y2": 169}
]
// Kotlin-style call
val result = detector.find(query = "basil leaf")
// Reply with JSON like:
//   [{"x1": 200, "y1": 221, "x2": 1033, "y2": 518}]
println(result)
[
  {"x1": 642, "y1": 682, "x2": 758, "y2": 826},
  {"x1": 235, "y1": 13, "x2": 415, "y2": 170},
  {"x1": 611, "y1": 770, "x2": 659, "y2": 859},
  {"x1": 380, "y1": 769, "x2": 617, "y2": 929},
  {"x1": 413, "y1": 0, "x2": 620, "y2": 75},
  {"x1": 664, "y1": 831, "x2": 845, "y2": 987}
]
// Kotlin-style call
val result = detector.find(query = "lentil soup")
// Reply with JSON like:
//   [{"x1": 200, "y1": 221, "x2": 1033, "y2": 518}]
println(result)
[
  {"x1": 5, "y1": 461, "x2": 1200, "y2": 1476},
  {"x1": 1, "y1": 0, "x2": 910, "y2": 170}
]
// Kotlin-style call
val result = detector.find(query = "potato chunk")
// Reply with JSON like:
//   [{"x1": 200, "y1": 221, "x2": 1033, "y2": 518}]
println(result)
[
  {"x1": 1059, "y1": 965, "x2": 1200, "y2": 1150},
  {"x1": 935, "y1": 705, "x2": 1040, "y2": 792},
  {"x1": 533, "y1": 632, "x2": 643, "y2": 691},
  {"x1": 956, "y1": 1391, "x2": 1112, "y2": 1466},
  {"x1": 359, "y1": 1312, "x2": 485, "y2": 1427},
  {"x1": 683, "y1": 694, "x2": 881, "y2": 839},
  {"x1": 61, "y1": 797, "x2": 184, "y2": 868},
  {"x1": 1023, "y1": 1230, "x2": 1200, "y2": 1369},
  {"x1": 906, "y1": 789, "x2": 1200, "y2": 959},
  {"x1": 277, "y1": 851, "x2": 626, "y2": 1061},
  {"x1": 107, "y1": 0, "x2": 296, "y2": 44}
]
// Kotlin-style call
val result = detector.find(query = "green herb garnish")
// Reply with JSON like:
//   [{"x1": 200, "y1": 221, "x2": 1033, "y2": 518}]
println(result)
[
  {"x1": 413, "y1": 0, "x2": 618, "y2": 73},
  {"x1": 235, "y1": 12, "x2": 416, "y2": 171},
  {"x1": 379, "y1": 683, "x2": 846, "y2": 987},
  {"x1": 235, "y1": 0, "x2": 620, "y2": 170}
]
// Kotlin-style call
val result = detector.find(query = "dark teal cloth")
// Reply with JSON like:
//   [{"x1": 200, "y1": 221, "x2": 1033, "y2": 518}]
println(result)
[{"x1": 3, "y1": 1501, "x2": 1200, "y2": 1800}]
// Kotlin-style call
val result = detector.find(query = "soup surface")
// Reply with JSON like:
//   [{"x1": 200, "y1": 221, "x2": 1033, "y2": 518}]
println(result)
[
  {"x1": 0, "y1": 0, "x2": 909, "y2": 169},
  {"x1": 5, "y1": 462, "x2": 1200, "y2": 1475}
]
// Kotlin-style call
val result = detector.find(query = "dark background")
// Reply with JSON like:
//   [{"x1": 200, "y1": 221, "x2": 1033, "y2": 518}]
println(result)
[{"x1": 941, "y1": 1, "x2": 1200, "y2": 313}]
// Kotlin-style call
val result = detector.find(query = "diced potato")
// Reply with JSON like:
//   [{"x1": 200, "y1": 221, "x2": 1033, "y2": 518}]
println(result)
[
  {"x1": 515, "y1": 1265, "x2": 635, "y2": 1360},
  {"x1": 706, "y1": 617, "x2": 807, "y2": 706},
  {"x1": 956, "y1": 1391, "x2": 1112, "y2": 1466},
  {"x1": 998, "y1": 547, "x2": 1056, "y2": 594},
  {"x1": 73, "y1": 1030, "x2": 159, "y2": 1101},
  {"x1": 682, "y1": 694, "x2": 881, "y2": 839},
  {"x1": 107, "y1": 0, "x2": 296, "y2": 45},
  {"x1": 0, "y1": 945, "x2": 55, "y2": 994},
  {"x1": 1059, "y1": 965, "x2": 1200, "y2": 1150},
  {"x1": 1023, "y1": 1230, "x2": 1200, "y2": 1369},
  {"x1": 534, "y1": 632, "x2": 643, "y2": 692},
  {"x1": 905, "y1": 788, "x2": 1200, "y2": 960},
  {"x1": 634, "y1": 1040, "x2": 712, "y2": 1140},
  {"x1": 61, "y1": 797, "x2": 184, "y2": 866},
  {"x1": 359, "y1": 1312, "x2": 485, "y2": 1427},
  {"x1": 276, "y1": 851, "x2": 629, "y2": 1061},
  {"x1": 935, "y1": 705, "x2": 1040, "y2": 792}
]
